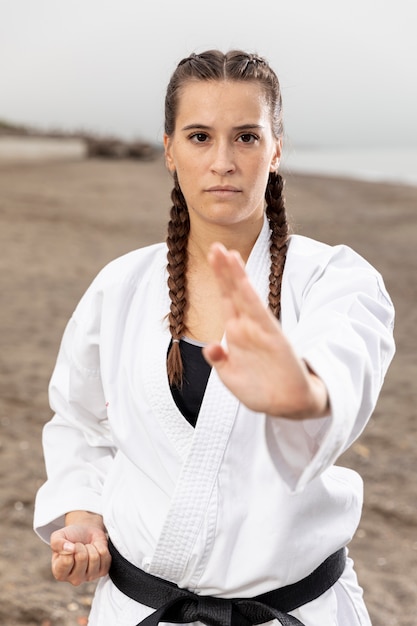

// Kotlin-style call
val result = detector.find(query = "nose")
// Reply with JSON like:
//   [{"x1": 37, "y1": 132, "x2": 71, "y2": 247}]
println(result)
[{"x1": 210, "y1": 141, "x2": 236, "y2": 176}]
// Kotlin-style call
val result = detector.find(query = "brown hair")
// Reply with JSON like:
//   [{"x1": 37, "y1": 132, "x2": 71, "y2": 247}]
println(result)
[{"x1": 165, "y1": 50, "x2": 289, "y2": 387}]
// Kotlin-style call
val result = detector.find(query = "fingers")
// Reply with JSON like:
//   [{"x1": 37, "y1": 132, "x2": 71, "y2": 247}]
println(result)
[
  {"x1": 208, "y1": 242, "x2": 279, "y2": 332},
  {"x1": 51, "y1": 539, "x2": 111, "y2": 586},
  {"x1": 52, "y1": 541, "x2": 80, "y2": 584},
  {"x1": 94, "y1": 537, "x2": 112, "y2": 576},
  {"x1": 208, "y1": 242, "x2": 245, "y2": 289},
  {"x1": 208, "y1": 243, "x2": 247, "y2": 311}
]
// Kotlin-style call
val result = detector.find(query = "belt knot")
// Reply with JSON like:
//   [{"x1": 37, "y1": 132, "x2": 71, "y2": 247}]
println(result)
[{"x1": 195, "y1": 595, "x2": 233, "y2": 626}]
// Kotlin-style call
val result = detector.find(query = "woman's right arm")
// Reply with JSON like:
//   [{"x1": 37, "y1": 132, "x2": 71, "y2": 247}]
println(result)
[{"x1": 34, "y1": 281, "x2": 117, "y2": 545}]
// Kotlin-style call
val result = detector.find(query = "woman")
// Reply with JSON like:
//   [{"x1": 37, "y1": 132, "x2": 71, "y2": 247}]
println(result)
[{"x1": 34, "y1": 50, "x2": 395, "y2": 625}]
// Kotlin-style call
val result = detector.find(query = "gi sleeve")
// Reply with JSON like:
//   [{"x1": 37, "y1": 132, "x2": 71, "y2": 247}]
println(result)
[
  {"x1": 268, "y1": 243, "x2": 395, "y2": 492},
  {"x1": 33, "y1": 283, "x2": 117, "y2": 543}
]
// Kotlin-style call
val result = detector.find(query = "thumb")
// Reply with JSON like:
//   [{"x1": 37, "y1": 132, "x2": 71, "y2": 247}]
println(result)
[
  {"x1": 203, "y1": 343, "x2": 227, "y2": 366},
  {"x1": 50, "y1": 529, "x2": 76, "y2": 554},
  {"x1": 61, "y1": 541, "x2": 76, "y2": 555}
]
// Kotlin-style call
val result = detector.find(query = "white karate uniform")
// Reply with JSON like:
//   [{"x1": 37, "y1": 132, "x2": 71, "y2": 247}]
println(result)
[{"x1": 34, "y1": 217, "x2": 395, "y2": 626}]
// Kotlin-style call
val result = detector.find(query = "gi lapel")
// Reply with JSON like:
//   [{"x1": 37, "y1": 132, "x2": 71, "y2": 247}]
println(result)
[{"x1": 148, "y1": 218, "x2": 272, "y2": 584}]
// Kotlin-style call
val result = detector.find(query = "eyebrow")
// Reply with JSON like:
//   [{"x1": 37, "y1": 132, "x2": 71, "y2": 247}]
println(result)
[{"x1": 180, "y1": 124, "x2": 265, "y2": 132}]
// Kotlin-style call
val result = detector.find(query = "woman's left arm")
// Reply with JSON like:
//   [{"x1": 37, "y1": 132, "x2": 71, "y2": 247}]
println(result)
[{"x1": 203, "y1": 241, "x2": 395, "y2": 488}]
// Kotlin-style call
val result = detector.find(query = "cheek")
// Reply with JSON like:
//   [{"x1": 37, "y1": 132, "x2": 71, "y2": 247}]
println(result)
[
  {"x1": 175, "y1": 170, "x2": 196, "y2": 204},
  {"x1": 251, "y1": 159, "x2": 272, "y2": 189},
  {"x1": 176, "y1": 167, "x2": 190, "y2": 186},
  {"x1": 176, "y1": 156, "x2": 203, "y2": 190}
]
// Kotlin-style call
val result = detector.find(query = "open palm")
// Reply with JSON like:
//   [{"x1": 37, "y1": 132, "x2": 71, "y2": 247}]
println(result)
[{"x1": 202, "y1": 243, "x2": 328, "y2": 420}]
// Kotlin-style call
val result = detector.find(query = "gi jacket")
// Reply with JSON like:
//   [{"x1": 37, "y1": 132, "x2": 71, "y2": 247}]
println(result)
[{"x1": 34, "y1": 217, "x2": 395, "y2": 624}]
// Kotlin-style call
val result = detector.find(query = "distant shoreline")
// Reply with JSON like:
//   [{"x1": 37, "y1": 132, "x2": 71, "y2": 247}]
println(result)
[
  {"x1": 0, "y1": 136, "x2": 87, "y2": 163},
  {"x1": 0, "y1": 134, "x2": 159, "y2": 164},
  {"x1": 281, "y1": 146, "x2": 417, "y2": 187},
  {"x1": 0, "y1": 134, "x2": 416, "y2": 188}
]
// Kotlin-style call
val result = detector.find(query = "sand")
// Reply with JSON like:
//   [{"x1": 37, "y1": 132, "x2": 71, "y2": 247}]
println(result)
[{"x1": 0, "y1": 155, "x2": 416, "y2": 625}]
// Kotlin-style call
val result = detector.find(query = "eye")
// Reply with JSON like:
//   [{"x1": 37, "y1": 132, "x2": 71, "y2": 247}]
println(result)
[
  {"x1": 190, "y1": 132, "x2": 209, "y2": 143},
  {"x1": 238, "y1": 133, "x2": 259, "y2": 144}
]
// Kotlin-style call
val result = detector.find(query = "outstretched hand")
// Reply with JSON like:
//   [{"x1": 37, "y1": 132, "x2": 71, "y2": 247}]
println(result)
[
  {"x1": 50, "y1": 511, "x2": 111, "y2": 586},
  {"x1": 202, "y1": 243, "x2": 329, "y2": 420}
]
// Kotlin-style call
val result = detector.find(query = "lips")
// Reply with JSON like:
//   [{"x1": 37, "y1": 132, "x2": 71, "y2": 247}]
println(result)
[
  {"x1": 206, "y1": 185, "x2": 241, "y2": 192},
  {"x1": 205, "y1": 185, "x2": 242, "y2": 200}
]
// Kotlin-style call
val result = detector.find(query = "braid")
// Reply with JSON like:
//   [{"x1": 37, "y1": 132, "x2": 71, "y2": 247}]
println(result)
[
  {"x1": 166, "y1": 174, "x2": 190, "y2": 387},
  {"x1": 265, "y1": 172, "x2": 289, "y2": 320}
]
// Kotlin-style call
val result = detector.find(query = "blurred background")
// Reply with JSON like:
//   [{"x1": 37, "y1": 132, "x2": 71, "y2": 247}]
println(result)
[
  {"x1": 1, "y1": 2, "x2": 417, "y2": 625},
  {"x1": 1, "y1": 0, "x2": 416, "y2": 183}
]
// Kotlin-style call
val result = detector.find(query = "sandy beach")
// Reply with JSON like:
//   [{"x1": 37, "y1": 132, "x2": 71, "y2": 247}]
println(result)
[{"x1": 0, "y1": 154, "x2": 416, "y2": 625}]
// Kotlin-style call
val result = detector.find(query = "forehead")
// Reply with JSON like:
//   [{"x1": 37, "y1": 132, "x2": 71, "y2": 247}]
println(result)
[{"x1": 175, "y1": 80, "x2": 271, "y2": 128}]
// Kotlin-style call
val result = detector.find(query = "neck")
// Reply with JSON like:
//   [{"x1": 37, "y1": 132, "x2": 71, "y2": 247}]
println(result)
[{"x1": 187, "y1": 215, "x2": 264, "y2": 266}]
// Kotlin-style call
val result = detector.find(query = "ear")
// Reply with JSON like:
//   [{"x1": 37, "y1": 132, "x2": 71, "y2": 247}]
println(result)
[
  {"x1": 163, "y1": 133, "x2": 175, "y2": 173},
  {"x1": 269, "y1": 138, "x2": 282, "y2": 172}
]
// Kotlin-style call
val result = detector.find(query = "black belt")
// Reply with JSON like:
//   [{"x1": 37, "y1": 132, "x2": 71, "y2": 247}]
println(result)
[{"x1": 108, "y1": 540, "x2": 346, "y2": 626}]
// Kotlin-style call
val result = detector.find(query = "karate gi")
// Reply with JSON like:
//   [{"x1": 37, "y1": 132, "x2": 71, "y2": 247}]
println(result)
[{"x1": 34, "y1": 217, "x2": 395, "y2": 626}]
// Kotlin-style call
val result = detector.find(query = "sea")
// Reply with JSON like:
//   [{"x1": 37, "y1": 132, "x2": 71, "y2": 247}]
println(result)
[{"x1": 281, "y1": 147, "x2": 417, "y2": 187}]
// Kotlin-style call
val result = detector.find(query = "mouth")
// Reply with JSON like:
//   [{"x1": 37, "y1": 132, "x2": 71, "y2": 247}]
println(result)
[
  {"x1": 206, "y1": 185, "x2": 241, "y2": 192},
  {"x1": 205, "y1": 185, "x2": 242, "y2": 197}
]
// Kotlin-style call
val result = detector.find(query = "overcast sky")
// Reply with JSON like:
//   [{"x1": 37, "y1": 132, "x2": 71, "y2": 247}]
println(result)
[{"x1": 1, "y1": 0, "x2": 416, "y2": 148}]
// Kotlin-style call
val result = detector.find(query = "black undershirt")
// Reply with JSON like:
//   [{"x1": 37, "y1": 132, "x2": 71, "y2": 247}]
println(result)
[{"x1": 169, "y1": 338, "x2": 212, "y2": 428}]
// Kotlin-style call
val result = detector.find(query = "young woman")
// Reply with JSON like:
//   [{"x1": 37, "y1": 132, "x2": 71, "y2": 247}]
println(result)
[{"x1": 34, "y1": 50, "x2": 395, "y2": 625}]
